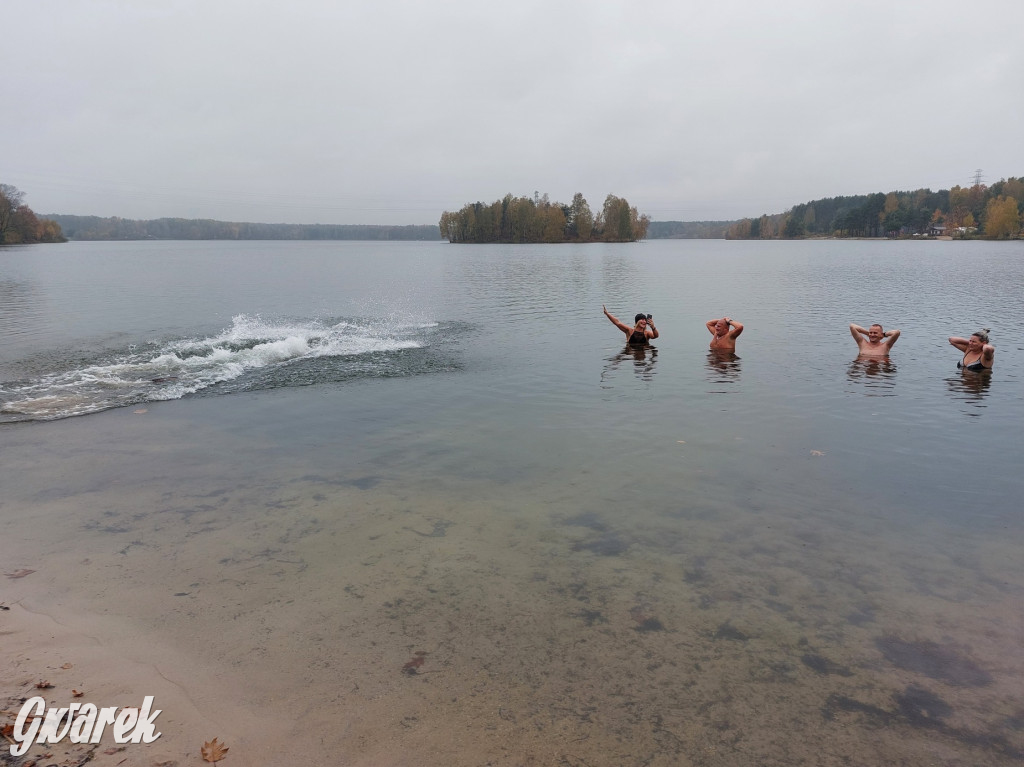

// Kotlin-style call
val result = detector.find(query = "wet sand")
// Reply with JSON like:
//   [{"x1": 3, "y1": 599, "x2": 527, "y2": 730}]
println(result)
[{"x1": 2, "y1": 395, "x2": 1023, "y2": 766}]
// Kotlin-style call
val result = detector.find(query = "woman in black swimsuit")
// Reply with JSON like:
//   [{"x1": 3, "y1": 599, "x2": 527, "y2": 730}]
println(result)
[
  {"x1": 603, "y1": 306, "x2": 658, "y2": 345},
  {"x1": 948, "y1": 329, "x2": 995, "y2": 372}
]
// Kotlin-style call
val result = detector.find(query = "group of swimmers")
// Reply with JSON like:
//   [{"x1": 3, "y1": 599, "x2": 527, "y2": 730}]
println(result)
[{"x1": 602, "y1": 305, "x2": 995, "y2": 372}]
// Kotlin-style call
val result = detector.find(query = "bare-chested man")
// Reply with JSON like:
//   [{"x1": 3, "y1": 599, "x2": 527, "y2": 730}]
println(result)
[
  {"x1": 849, "y1": 322, "x2": 900, "y2": 357},
  {"x1": 706, "y1": 316, "x2": 743, "y2": 350}
]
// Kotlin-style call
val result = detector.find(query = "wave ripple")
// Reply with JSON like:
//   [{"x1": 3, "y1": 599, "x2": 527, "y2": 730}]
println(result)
[{"x1": 0, "y1": 313, "x2": 444, "y2": 422}]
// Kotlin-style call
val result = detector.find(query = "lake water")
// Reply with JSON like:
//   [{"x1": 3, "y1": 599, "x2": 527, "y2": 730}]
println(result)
[{"x1": 1, "y1": 239, "x2": 1022, "y2": 765}]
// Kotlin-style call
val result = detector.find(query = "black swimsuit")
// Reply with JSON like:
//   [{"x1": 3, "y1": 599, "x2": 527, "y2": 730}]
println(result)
[
  {"x1": 628, "y1": 330, "x2": 648, "y2": 346},
  {"x1": 958, "y1": 353, "x2": 989, "y2": 372}
]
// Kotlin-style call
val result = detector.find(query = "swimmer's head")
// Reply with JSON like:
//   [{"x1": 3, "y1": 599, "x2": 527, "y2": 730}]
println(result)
[
  {"x1": 868, "y1": 324, "x2": 884, "y2": 341},
  {"x1": 968, "y1": 329, "x2": 991, "y2": 349}
]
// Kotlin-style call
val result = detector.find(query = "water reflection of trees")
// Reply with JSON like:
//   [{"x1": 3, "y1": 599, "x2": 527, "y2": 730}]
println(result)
[
  {"x1": 846, "y1": 356, "x2": 897, "y2": 395},
  {"x1": 705, "y1": 350, "x2": 741, "y2": 389},
  {"x1": 601, "y1": 344, "x2": 658, "y2": 384}
]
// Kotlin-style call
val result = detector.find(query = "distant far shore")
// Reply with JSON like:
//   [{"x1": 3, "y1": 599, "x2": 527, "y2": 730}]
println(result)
[
  {"x1": 30, "y1": 215, "x2": 1014, "y2": 243},
  {"x1": 41, "y1": 214, "x2": 444, "y2": 242},
  {"x1": 40, "y1": 215, "x2": 741, "y2": 241}
]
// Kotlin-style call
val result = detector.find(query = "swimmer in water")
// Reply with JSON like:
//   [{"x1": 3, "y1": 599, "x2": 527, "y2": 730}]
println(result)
[
  {"x1": 948, "y1": 329, "x2": 994, "y2": 372},
  {"x1": 706, "y1": 316, "x2": 743, "y2": 350},
  {"x1": 849, "y1": 322, "x2": 900, "y2": 358},
  {"x1": 603, "y1": 306, "x2": 658, "y2": 345}
]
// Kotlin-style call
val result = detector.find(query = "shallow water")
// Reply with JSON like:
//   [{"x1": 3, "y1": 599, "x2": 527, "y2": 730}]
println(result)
[{"x1": 1, "y1": 239, "x2": 1022, "y2": 765}]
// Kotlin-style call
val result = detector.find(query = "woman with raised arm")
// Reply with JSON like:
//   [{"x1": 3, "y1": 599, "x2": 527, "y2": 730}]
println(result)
[
  {"x1": 949, "y1": 329, "x2": 995, "y2": 372},
  {"x1": 603, "y1": 306, "x2": 658, "y2": 346}
]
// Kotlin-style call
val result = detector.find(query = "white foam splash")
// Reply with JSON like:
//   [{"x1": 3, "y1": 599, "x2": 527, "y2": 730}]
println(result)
[{"x1": 0, "y1": 314, "x2": 428, "y2": 421}]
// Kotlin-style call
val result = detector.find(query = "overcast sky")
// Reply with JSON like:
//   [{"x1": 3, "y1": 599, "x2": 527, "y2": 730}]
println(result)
[{"x1": 4, "y1": 0, "x2": 1022, "y2": 225}]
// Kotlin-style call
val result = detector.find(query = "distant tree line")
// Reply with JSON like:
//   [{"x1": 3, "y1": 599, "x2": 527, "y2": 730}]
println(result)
[
  {"x1": 46, "y1": 215, "x2": 442, "y2": 241},
  {"x1": 439, "y1": 192, "x2": 649, "y2": 243},
  {"x1": 646, "y1": 220, "x2": 733, "y2": 239},
  {"x1": 0, "y1": 184, "x2": 66, "y2": 244},
  {"x1": 726, "y1": 175, "x2": 1023, "y2": 240}
]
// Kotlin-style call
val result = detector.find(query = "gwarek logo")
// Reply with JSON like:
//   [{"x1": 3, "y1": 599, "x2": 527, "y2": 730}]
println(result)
[{"x1": 9, "y1": 696, "x2": 162, "y2": 756}]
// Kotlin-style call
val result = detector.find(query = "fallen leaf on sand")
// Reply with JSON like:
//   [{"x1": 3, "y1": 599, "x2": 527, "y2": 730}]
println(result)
[
  {"x1": 201, "y1": 737, "x2": 229, "y2": 763},
  {"x1": 810, "y1": 450, "x2": 825, "y2": 456},
  {"x1": 5, "y1": 569, "x2": 36, "y2": 579},
  {"x1": 103, "y1": 747, "x2": 126, "y2": 755},
  {"x1": 1, "y1": 723, "x2": 15, "y2": 742},
  {"x1": 72, "y1": 689, "x2": 85, "y2": 697},
  {"x1": 402, "y1": 650, "x2": 428, "y2": 674},
  {"x1": 60, "y1": 663, "x2": 73, "y2": 670},
  {"x1": 35, "y1": 681, "x2": 54, "y2": 689}
]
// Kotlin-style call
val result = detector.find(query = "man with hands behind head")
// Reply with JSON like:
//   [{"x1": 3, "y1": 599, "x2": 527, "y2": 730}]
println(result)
[
  {"x1": 849, "y1": 322, "x2": 900, "y2": 357},
  {"x1": 706, "y1": 316, "x2": 743, "y2": 350}
]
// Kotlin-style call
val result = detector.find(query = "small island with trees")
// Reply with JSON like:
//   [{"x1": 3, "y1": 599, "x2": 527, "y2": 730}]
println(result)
[{"x1": 439, "y1": 192, "x2": 649, "y2": 243}]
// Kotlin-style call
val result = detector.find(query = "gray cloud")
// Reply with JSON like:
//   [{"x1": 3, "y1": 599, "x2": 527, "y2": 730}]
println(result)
[{"x1": 5, "y1": 0, "x2": 1022, "y2": 225}]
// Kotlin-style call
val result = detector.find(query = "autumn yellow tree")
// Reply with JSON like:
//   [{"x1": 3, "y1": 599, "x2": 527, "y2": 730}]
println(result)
[
  {"x1": 882, "y1": 192, "x2": 900, "y2": 216},
  {"x1": 725, "y1": 219, "x2": 752, "y2": 239},
  {"x1": 632, "y1": 206, "x2": 651, "y2": 240},
  {"x1": 539, "y1": 201, "x2": 566, "y2": 243},
  {"x1": 946, "y1": 187, "x2": 968, "y2": 229},
  {"x1": 983, "y1": 196, "x2": 1021, "y2": 239},
  {"x1": 568, "y1": 192, "x2": 593, "y2": 241}
]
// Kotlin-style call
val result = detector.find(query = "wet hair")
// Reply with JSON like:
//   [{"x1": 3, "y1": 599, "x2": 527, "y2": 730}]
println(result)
[
  {"x1": 634, "y1": 313, "x2": 647, "y2": 323},
  {"x1": 870, "y1": 323, "x2": 883, "y2": 332},
  {"x1": 971, "y1": 328, "x2": 990, "y2": 343}
]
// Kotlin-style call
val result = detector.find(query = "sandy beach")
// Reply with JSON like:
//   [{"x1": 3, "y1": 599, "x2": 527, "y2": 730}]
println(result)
[{"x1": 1, "y1": 596, "x2": 252, "y2": 767}]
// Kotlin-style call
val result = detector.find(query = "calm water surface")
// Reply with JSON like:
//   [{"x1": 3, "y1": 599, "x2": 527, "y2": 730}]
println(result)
[{"x1": 1, "y1": 239, "x2": 1022, "y2": 765}]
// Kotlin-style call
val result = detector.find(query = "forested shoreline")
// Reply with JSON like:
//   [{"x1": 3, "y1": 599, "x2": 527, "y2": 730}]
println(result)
[
  {"x1": 6, "y1": 175, "x2": 1022, "y2": 244},
  {"x1": 439, "y1": 193, "x2": 649, "y2": 243},
  {"x1": 43, "y1": 215, "x2": 441, "y2": 241},
  {"x1": 726, "y1": 176, "x2": 1023, "y2": 240},
  {"x1": 647, "y1": 220, "x2": 733, "y2": 239},
  {"x1": 0, "y1": 185, "x2": 66, "y2": 244}
]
